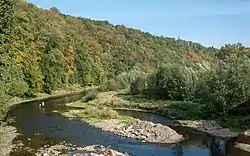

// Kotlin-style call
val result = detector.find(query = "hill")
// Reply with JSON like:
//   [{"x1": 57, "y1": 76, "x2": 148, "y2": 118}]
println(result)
[
  {"x1": 2, "y1": 0, "x2": 250, "y2": 121},
  {"x1": 2, "y1": 0, "x2": 220, "y2": 96}
]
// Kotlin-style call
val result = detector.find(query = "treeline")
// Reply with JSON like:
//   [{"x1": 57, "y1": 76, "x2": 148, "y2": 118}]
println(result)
[{"x1": 124, "y1": 44, "x2": 250, "y2": 119}]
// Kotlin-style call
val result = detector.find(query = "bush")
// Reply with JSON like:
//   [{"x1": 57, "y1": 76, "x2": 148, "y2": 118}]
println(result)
[
  {"x1": 148, "y1": 64, "x2": 198, "y2": 100},
  {"x1": 0, "y1": 85, "x2": 10, "y2": 121},
  {"x1": 98, "y1": 70, "x2": 145, "y2": 92},
  {"x1": 130, "y1": 74, "x2": 147, "y2": 95},
  {"x1": 197, "y1": 56, "x2": 250, "y2": 117},
  {"x1": 82, "y1": 89, "x2": 98, "y2": 102}
]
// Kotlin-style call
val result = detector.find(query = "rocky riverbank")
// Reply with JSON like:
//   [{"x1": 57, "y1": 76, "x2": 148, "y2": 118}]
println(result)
[
  {"x1": 84, "y1": 91, "x2": 241, "y2": 139},
  {"x1": 62, "y1": 106, "x2": 183, "y2": 144},
  {"x1": 75, "y1": 145, "x2": 129, "y2": 156},
  {"x1": 177, "y1": 120, "x2": 239, "y2": 138},
  {"x1": 234, "y1": 143, "x2": 250, "y2": 153},
  {"x1": 0, "y1": 125, "x2": 19, "y2": 156},
  {"x1": 35, "y1": 144, "x2": 128, "y2": 156},
  {"x1": 93, "y1": 119, "x2": 183, "y2": 144}
]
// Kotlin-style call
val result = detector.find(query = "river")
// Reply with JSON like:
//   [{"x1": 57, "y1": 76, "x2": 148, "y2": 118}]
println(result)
[{"x1": 7, "y1": 92, "x2": 250, "y2": 156}]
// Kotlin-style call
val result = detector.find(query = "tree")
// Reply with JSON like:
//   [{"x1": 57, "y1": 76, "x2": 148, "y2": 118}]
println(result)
[
  {"x1": 151, "y1": 64, "x2": 197, "y2": 100},
  {"x1": 0, "y1": 0, "x2": 16, "y2": 120},
  {"x1": 49, "y1": 7, "x2": 60, "y2": 14},
  {"x1": 64, "y1": 44, "x2": 76, "y2": 81},
  {"x1": 0, "y1": 0, "x2": 16, "y2": 46},
  {"x1": 41, "y1": 37, "x2": 67, "y2": 93},
  {"x1": 197, "y1": 56, "x2": 250, "y2": 117},
  {"x1": 74, "y1": 47, "x2": 100, "y2": 86}
]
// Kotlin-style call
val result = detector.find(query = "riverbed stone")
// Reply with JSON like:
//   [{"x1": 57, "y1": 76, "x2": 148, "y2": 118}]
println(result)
[
  {"x1": 210, "y1": 128, "x2": 239, "y2": 138},
  {"x1": 234, "y1": 142, "x2": 250, "y2": 152},
  {"x1": 76, "y1": 145, "x2": 129, "y2": 156},
  {"x1": 93, "y1": 119, "x2": 183, "y2": 144},
  {"x1": 244, "y1": 129, "x2": 250, "y2": 137}
]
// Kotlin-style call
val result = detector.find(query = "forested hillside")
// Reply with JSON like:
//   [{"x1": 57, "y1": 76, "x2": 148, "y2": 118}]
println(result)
[
  {"x1": 1, "y1": 0, "x2": 250, "y2": 123},
  {"x1": 2, "y1": 0, "x2": 218, "y2": 96}
]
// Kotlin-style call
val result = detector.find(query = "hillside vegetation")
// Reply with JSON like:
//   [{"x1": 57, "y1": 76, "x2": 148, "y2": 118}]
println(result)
[{"x1": 1, "y1": 0, "x2": 250, "y2": 125}]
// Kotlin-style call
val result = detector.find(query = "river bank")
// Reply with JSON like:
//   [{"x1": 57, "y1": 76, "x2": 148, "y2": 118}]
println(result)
[
  {"x1": 0, "y1": 125, "x2": 18, "y2": 156},
  {"x1": 6, "y1": 89, "x2": 250, "y2": 156},
  {"x1": 68, "y1": 90, "x2": 244, "y2": 139},
  {"x1": 34, "y1": 143, "x2": 128, "y2": 156},
  {"x1": 61, "y1": 107, "x2": 184, "y2": 144},
  {"x1": 0, "y1": 87, "x2": 92, "y2": 156}
]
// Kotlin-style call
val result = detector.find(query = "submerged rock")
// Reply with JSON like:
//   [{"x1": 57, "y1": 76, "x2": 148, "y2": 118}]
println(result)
[{"x1": 93, "y1": 119, "x2": 183, "y2": 144}]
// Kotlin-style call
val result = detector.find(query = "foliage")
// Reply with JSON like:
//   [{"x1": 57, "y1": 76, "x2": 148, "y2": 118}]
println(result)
[
  {"x1": 82, "y1": 89, "x2": 98, "y2": 102},
  {"x1": 0, "y1": 0, "x2": 15, "y2": 45},
  {"x1": 98, "y1": 70, "x2": 145, "y2": 91},
  {"x1": 130, "y1": 74, "x2": 148, "y2": 95},
  {"x1": 0, "y1": 86, "x2": 9, "y2": 121},
  {"x1": 41, "y1": 37, "x2": 67, "y2": 93},
  {"x1": 196, "y1": 55, "x2": 250, "y2": 117},
  {"x1": 0, "y1": 0, "x2": 217, "y2": 98},
  {"x1": 144, "y1": 64, "x2": 199, "y2": 100},
  {"x1": 1, "y1": 0, "x2": 250, "y2": 128},
  {"x1": 77, "y1": 107, "x2": 119, "y2": 120},
  {"x1": 0, "y1": 0, "x2": 22, "y2": 120}
]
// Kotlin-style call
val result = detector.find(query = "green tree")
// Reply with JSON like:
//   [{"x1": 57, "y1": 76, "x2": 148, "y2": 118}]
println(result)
[
  {"x1": 0, "y1": 0, "x2": 17, "y2": 120},
  {"x1": 197, "y1": 56, "x2": 250, "y2": 117},
  {"x1": 74, "y1": 47, "x2": 100, "y2": 86},
  {"x1": 41, "y1": 38, "x2": 67, "y2": 93},
  {"x1": 151, "y1": 64, "x2": 197, "y2": 100}
]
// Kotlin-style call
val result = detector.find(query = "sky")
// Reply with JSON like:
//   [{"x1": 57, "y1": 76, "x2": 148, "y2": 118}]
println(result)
[{"x1": 27, "y1": 0, "x2": 250, "y2": 48}]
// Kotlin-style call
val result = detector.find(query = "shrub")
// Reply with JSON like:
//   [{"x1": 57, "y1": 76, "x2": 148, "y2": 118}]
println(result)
[
  {"x1": 116, "y1": 72, "x2": 130, "y2": 89},
  {"x1": 130, "y1": 74, "x2": 148, "y2": 95},
  {"x1": 0, "y1": 85, "x2": 10, "y2": 121},
  {"x1": 148, "y1": 64, "x2": 198, "y2": 100},
  {"x1": 82, "y1": 89, "x2": 98, "y2": 102}
]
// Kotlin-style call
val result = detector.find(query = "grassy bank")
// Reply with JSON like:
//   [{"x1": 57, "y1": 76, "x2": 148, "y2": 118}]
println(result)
[
  {"x1": 117, "y1": 94, "x2": 244, "y2": 131},
  {"x1": 68, "y1": 90, "x2": 245, "y2": 132},
  {"x1": 61, "y1": 106, "x2": 134, "y2": 125},
  {"x1": 0, "y1": 86, "x2": 95, "y2": 123}
]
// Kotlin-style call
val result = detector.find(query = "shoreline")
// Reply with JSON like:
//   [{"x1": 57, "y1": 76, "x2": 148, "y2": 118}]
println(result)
[
  {"x1": 0, "y1": 87, "x2": 90, "y2": 156},
  {"x1": 61, "y1": 109, "x2": 184, "y2": 144},
  {"x1": 69, "y1": 90, "x2": 244, "y2": 139}
]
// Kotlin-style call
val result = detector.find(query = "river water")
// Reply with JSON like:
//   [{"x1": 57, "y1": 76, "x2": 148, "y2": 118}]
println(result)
[{"x1": 7, "y1": 93, "x2": 250, "y2": 156}]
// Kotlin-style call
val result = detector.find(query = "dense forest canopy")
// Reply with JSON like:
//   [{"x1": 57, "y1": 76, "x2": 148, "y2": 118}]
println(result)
[
  {"x1": 1, "y1": 0, "x2": 250, "y2": 121},
  {"x1": 1, "y1": 0, "x2": 220, "y2": 96}
]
